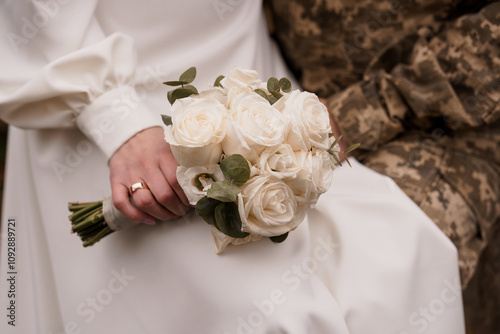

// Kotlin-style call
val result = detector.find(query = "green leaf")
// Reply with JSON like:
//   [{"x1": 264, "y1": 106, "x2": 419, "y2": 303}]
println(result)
[
  {"x1": 207, "y1": 181, "x2": 240, "y2": 202},
  {"x1": 279, "y1": 77, "x2": 292, "y2": 92},
  {"x1": 183, "y1": 84, "x2": 199, "y2": 94},
  {"x1": 195, "y1": 196, "x2": 220, "y2": 226},
  {"x1": 270, "y1": 91, "x2": 283, "y2": 99},
  {"x1": 214, "y1": 75, "x2": 224, "y2": 88},
  {"x1": 179, "y1": 67, "x2": 196, "y2": 84},
  {"x1": 344, "y1": 143, "x2": 361, "y2": 153},
  {"x1": 161, "y1": 114, "x2": 172, "y2": 126},
  {"x1": 268, "y1": 96, "x2": 278, "y2": 105},
  {"x1": 167, "y1": 90, "x2": 174, "y2": 104},
  {"x1": 170, "y1": 88, "x2": 197, "y2": 104},
  {"x1": 267, "y1": 77, "x2": 280, "y2": 92},
  {"x1": 254, "y1": 88, "x2": 268, "y2": 100},
  {"x1": 270, "y1": 232, "x2": 289, "y2": 243},
  {"x1": 163, "y1": 80, "x2": 189, "y2": 86},
  {"x1": 215, "y1": 202, "x2": 249, "y2": 238},
  {"x1": 220, "y1": 154, "x2": 250, "y2": 186}
]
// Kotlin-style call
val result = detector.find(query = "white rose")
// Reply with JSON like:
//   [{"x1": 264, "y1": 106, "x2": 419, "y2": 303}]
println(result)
[
  {"x1": 221, "y1": 66, "x2": 259, "y2": 90},
  {"x1": 220, "y1": 67, "x2": 259, "y2": 108},
  {"x1": 210, "y1": 227, "x2": 263, "y2": 254},
  {"x1": 270, "y1": 91, "x2": 288, "y2": 112},
  {"x1": 164, "y1": 97, "x2": 227, "y2": 167},
  {"x1": 257, "y1": 143, "x2": 300, "y2": 180},
  {"x1": 176, "y1": 165, "x2": 225, "y2": 205},
  {"x1": 238, "y1": 175, "x2": 298, "y2": 237},
  {"x1": 289, "y1": 149, "x2": 335, "y2": 206},
  {"x1": 194, "y1": 86, "x2": 227, "y2": 106},
  {"x1": 287, "y1": 153, "x2": 315, "y2": 207},
  {"x1": 222, "y1": 91, "x2": 287, "y2": 163},
  {"x1": 310, "y1": 148, "x2": 335, "y2": 195},
  {"x1": 282, "y1": 90, "x2": 332, "y2": 150}
]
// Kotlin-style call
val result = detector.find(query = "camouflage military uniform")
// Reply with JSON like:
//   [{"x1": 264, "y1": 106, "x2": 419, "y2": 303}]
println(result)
[{"x1": 266, "y1": 0, "x2": 500, "y2": 331}]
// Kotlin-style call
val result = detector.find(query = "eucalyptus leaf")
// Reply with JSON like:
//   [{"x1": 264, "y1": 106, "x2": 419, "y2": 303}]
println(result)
[
  {"x1": 270, "y1": 232, "x2": 289, "y2": 243},
  {"x1": 195, "y1": 196, "x2": 220, "y2": 226},
  {"x1": 163, "y1": 80, "x2": 189, "y2": 86},
  {"x1": 183, "y1": 84, "x2": 199, "y2": 94},
  {"x1": 170, "y1": 88, "x2": 197, "y2": 104},
  {"x1": 270, "y1": 91, "x2": 283, "y2": 99},
  {"x1": 279, "y1": 77, "x2": 292, "y2": 92},
  {"x1": 161, "y1": 114, "x2": 172, "y2": 126},
  {"x1": 179, "y1": 67, "x2": 196, "y2": 84},
  {"x1": 268, "y1": 96, "x2": 278, "y2": 105},
  {"x1": 254, "y1": 88, "x2": 268, "y2": 100},
  {"x1": 214, "y1": 75, "x2": 224, "y2": 88},
  {"x1": 207, "y1": 181, "x2": 240, "y2": 202},
  {"x1": 267, "y1": 77, "x2": 280, "y2": 92},
  {"x1": 220, "y1": 154, "x2": 250, "y2": 186},
  {"x1": 215, "y1": 202, "x2": 249, "y2": 238},
  {"x1": 167, "y1": 90, "x2": 174, "y2": 105}
]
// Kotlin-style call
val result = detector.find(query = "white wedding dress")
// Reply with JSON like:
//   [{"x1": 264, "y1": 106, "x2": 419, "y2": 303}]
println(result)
[{"x1": 0, "y1": 1, "x2": 465, "y2": 333}]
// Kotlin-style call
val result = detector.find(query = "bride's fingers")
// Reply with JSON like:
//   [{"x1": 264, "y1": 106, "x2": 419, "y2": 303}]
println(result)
[
  {"x1": 169, "y1": 175, "x2": 190, "y2": 208},
  {"x1": 159, "y1": 157, "x2": 190, "y2": 208},
  {"x1": 131, "y1": 185, "x2": 181, "y2": 221},
  {"x1": 143, "y1": 172, "x2": 190, "y2": 217},
  {"x1": 111, "y1": 184, "x2": 157, "y2": 224},
  {"x1": 109, "y1": 127, "x2": 191, "y2": 221}
]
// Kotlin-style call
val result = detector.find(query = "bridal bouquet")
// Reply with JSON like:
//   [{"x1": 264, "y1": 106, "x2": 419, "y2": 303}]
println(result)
[{"x1": 69, "y1": 66, "x2": 358, "y2": 254}]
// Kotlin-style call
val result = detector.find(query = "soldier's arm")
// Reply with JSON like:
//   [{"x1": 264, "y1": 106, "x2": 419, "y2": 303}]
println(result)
[{"x1": 324, "y1": 2, "x2": 500, "y2": 154}]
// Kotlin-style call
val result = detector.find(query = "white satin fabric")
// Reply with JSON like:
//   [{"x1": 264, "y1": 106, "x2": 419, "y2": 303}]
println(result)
[{"x1": 0, "y1": 1, "x2": 464, "y2": 333}]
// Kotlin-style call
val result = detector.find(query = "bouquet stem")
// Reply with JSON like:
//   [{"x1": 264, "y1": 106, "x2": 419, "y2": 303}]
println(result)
[
  {"x1": 69, "y1": 200, "x2": 113, "y2": 247},
  {"x1": 68, "y1": 197, "x2": 139, "y2": 247}
]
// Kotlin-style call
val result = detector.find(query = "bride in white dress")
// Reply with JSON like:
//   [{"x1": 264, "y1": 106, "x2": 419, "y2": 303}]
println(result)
[{"x1": 0, "y1": 1, "x2": 465, "y2": 333}]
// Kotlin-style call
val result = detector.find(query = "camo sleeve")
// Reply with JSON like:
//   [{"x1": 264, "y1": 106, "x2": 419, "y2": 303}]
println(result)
[
  {"x1": 326, "y1": 2, "x2": 500, "y2": 153},
  {"x1": 266, "y1": 1, "x2": 500, "y2": 150}
]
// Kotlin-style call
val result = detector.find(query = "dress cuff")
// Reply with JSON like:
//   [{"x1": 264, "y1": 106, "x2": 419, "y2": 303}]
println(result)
[{"x1": 76, "y1": 86, "x2": 162, "y2": 160}]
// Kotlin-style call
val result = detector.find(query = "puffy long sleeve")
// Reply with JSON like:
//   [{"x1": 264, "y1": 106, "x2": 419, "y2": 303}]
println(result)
[{"x1": 0, "y1": 1, "x2": 162, "y2": 158}]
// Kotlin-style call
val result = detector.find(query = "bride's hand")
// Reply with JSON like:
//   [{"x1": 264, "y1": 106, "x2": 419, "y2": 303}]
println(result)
[{"x1": 109, "y1": 126, "x2": 191, "y2": 224}]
